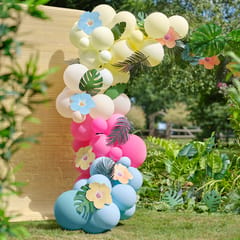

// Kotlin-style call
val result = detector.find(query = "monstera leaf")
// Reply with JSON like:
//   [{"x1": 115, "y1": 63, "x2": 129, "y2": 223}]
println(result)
[
  {"x1": 189, "y1": 23, "x2": 225, "y2": 57},
  {"x1": 107, "y1": 117, "x2": 131, "y2": 145},
  {"x1": 111, "y1": 22, "x2": 126, "y2": 40},
  {"x1": 74, "y1": 185, "x2": 95, "y2": 220},
  {"x1": 92, "y1": 157, "x2": 115, "y2": 179},
  {"x1": 203, "y1": 190, "x2": 221, "y2": 212},
  {"x1": 178, "y1": 143, "x2": 198, "y2": 159},
  {"x1": 79, "y1": 69, "x2": 103, "y2": 95},
  {"x1": 104, "y1": 83, "x2": 127, "y2": 99},
  {"x1": 162, "y1": 190, "x2": 184, "y2": 208},
  {"x1": 112, "y1": 51, "x2": 150, "y2": 73}
]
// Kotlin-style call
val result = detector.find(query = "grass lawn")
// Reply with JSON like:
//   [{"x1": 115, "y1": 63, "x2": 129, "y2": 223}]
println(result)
[{"x1": 12, "y1": 208, "x2": 240, "y2": 240}]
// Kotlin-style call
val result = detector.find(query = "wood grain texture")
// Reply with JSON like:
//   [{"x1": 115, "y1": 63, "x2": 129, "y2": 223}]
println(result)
[{"x1": 8, "y1": 5, "x2": 83, "y2": 221}]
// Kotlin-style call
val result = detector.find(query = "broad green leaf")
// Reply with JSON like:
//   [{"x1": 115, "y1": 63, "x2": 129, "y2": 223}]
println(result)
[
  {"x1": 189, "y1": 23, "x2": 225, "y2": 57},
  {"x1": 227, "y1": 29, "x2": 240, "y2": 42},
  {"x1": 204, "y1": 133, "x2": 215, "y2": 154},
  {"x1": 203, "y1": 190, "x2": 221, "y2": 212},
  {"x1": 162, "y1": 190, "x2": 183, "y2": 208},
  {"x1": 111, "y1": 22, "x2": 126, "y2": 40},
  {"x1": 214, "y1": 153, "x2": 230, "y2": 180},
  {"x1": 104, "y1": 83, "x2": 127, "y2": 99},
  {"x1": 79, "y1": 69, "x2": 103, "y2": 95},
  {"x1": 178, "y1": 143, "x2": 198, "y2": 159}
]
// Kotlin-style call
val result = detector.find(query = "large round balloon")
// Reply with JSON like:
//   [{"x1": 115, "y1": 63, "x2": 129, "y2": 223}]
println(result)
[
  {"x1": 92, "y1": 4, "x2": 116, "y2": 26},
  {"x1": 88, "y1": 174, "x2": 112, "y2": 189},
  {"x1": 120, "y1": 134, "x2": 147, "y2": 168},
  {"x1": 169, "y1": 15, "x2": 189, "y2": 38},
  {"x1": 113, "y1": 93, "x2": 131, "y2": 115},
  {"x1": 54, "y1": 190, "x2": 87, "y2": 230},
  {"x1": 128, "y1": 167, "x2": 143, "y2": 191},
  {"x1": 120, "y1": 204, "x2": 136, "y2": 220}
]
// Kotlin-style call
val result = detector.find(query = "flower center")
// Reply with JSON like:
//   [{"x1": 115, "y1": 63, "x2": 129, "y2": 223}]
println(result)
[
  {"x1": 96, "y1": 191, "x2": 102, "y2": 199},
  {"x1": 87, "y1": 19, "x2": 93, "y2": 26},
  {"x1": 205, "y1": 57, "x2": 211, "y2": 62},
  {"x1": 82, "y1": 155, "x2": 88, "y2": 161},
  {"x1": 117, "y1": 171, "x2": 123, "y2": 177},
  {"x1": 79, "y1": 100, "x2": 86, "y2": 107},
  {"x1": 164, "y1": 34, "x2": 171, "y2": 40}
]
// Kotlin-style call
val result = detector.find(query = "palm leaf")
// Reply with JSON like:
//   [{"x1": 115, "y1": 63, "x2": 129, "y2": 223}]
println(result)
[
  {"x1": 189, "y1": 23, "x2": 225, "y2": 57},
  {"x1": 79, "y1": 69, "x2": 103, "y2": 95},
  {"x1": 111, "y1": 22, "x2": 126, "y2": 40},
  {"x1": 92, "y1": 157, "x2": 115, "y2": 179},
  {"x1": 112, "y1": 51, "x2": 150, "y2": 73},
  {"x1": 74, "y1": 185, "x2": 95, "y2": 220},
  {"x1": 107, "y1": 117, "x2": 132, "y2": 146},
  {"x1": 203, "y1": 190, "x2": 221, "y2": 212},
  {"x1": 162, "y1": 189, "x2": 184, "y2": 208}
]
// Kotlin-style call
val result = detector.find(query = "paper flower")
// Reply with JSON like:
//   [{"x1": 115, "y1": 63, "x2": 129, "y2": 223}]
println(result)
[
  {"x1": 156, "y1": 27, "x2": 180, "y2": 48},
  {"x1": 86, "y1": 182, "x2": 112, "y2": 209},
  {"x1": 113, "y1": 164, "x2": 133, "y2": 184},
  {"x1": 198, "y1": 56, "x2": 220, "y2": 69},
  {"x1": 75, "y1": 146, "x2": 95, "y2": 170},
  {"x1": 77, "y1": 11, "x2": 102, "y2": 35},
  {"x1": 70, "y1": 93, "x2": 95, "y2": 115}
]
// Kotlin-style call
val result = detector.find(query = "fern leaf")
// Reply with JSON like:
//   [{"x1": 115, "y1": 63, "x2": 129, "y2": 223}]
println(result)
[
  {"x1": 162, "y1": 190, "x2": 184, "y2": 208},
  {"x1": 79, "y1": 69, "x2": 103, "y2": 95},
  {"x1": 107, "y1": 117, "x2": 132, "y2": 146},
  {"x1": 92, "y1": 157, "x2": 116, "y2": 179},
  {"x1": 203, "y1": 190, "x2": 221, "y2": 212},
  {"x1": 112, "y1": 51, "x2": 150, "y2": 73}
]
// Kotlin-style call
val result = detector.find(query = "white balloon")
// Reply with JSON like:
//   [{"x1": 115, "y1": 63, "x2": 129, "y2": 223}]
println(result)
[
  {"x1": 79, "y1": 49, "x2": 101, "y2": 69},
  {"x1": 99, "y1": 68, "x2": 113, "y2": 86},
  {"x1": 92, "y1": 4, "x2": 116, "y2": 26},
  {"x1": 56, "y1": 87, "x2": 75, "y2": 118},
  {"x1": 113, "y1": 93, "x2": 131, "y2": 115},
  {"x1": 140, "y1": 40, "x2": 164, "y2": 67},
  {"x1": 144, "y1": 12, "x2": 170, "y2": 38},
  {"x1": 90, "y1": 26, "x2": 114, "y2": 50},
  {"x1": 128, "y1": 30, "x2": 144, "y2": 50},
  {"x1": 69, "y1": 22, "x2": 88, "y2": 48},
  {"x1": 72, "y1": 111, "x2": 86, "y2": 123},
  {"x1": 63, "y1": 64, "x2": 88, "y2": 91},
  {"x1": 79, "y1": 37, "x2": 90, "y2": 48},
  {"x1": 90, "y1": 94, "x2": 114, "y2": 119},
  {"x1": 169, "y1": 15, "x2": 189, "y2": 38},
  {"x1": 111, "y1": 40, "x2": 134, "y2": 62},
  {"x1": 99, "y1": 50, "x2": 112, "y2": 63}
]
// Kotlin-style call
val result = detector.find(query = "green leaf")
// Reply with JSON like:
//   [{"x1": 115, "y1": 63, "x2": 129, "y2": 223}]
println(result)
[
  {"x1": 104, "y1": 83, "x2": 127, "y2": 99},
  {"x1": 204, "y1": 133, "x2": 215, "y2": 154},
  {"x1": 213, "y1": 153, "x2": 230, "y2": 180},
  {"x1": 189, "y1": 23, "x2": 225, "y2": 57},
  {"x1": 203, "y1": 190, "x2": 221, "y2": 212},
  {"x1": 162, "y1": 190, "x2": 183, "y2": 208},
  {"x1": 107, "y1": 117, "x2": 132, "y2": 145},
  {"x1": 111, "y1": 22, "x2": 126, "y2": 40},
  {"x1": 112, "y1": 51, "x2": 150, "y2": 73},
  {"x1": 227, "y1": 29, "x2": 240, "y2": 42},
  {"x1": 178, "y1": 143, "x2": 198, "y2": 159},
  {"x1": 79, "y1": 69, "x2": 103, "y2": 95}
]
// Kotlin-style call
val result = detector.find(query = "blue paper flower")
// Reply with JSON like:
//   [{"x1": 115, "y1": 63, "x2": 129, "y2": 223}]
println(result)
[
  {"x1": 70, "y1": 93, "x2": 96, "y2": 115},
  {"x1": 77, "y1": 11, "x2": 102, "y2": 35}
]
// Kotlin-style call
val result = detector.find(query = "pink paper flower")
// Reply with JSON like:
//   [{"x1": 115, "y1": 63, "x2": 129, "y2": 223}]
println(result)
[
  {"x1": 156, "y1": 27, "x2": 180, "y2": 48},
  {"x1": 198, "y1": 56, "x2": 220, "y2": 69},
  {"x1": 113, "y1": 164, "x2": 133, "y2": 184}
]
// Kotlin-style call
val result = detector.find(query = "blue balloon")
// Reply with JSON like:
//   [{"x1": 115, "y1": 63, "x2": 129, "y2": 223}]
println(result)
[
  {"x1": 54, "y1": 190, "x2": 88, "y2": 230},
  {"x1": 82, "y1": 220, "x2": 107, "y2": 234},
  {"x1": 73, "y1": 179, "x2": 88, "y2": 190},
  {"x1": 91, "y1": 203, "x2": 120, "y2": 230},
  {"x1": 117, "y1": 157, "x2": 131, "y2": 167},
  {"x1": 112, "y1": 184, "x2": 137, "y2": 211},
  {"x1": 120, "y1": 204, "x2": 136, "y2": 220},
  {"x1": 88, "y1": 174, "x2": 112, "y2": 189},
  {"x1": 128, "y1": 167, "x2": 143, "y2": 191}
]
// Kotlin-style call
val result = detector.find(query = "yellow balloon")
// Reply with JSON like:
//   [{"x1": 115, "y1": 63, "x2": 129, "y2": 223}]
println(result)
[
  {"x1": 90, "y1": 26, "x2": 114, "y2": 50},
  {"x1": 69, "y1": 22, "x2": 89, "y2": 48},
  {"x1": 111, "y1": 40, "x2": 134, "y2": 63},
  {"x1": 99, "y1": 50, "x2": 112, "y2": 63},
  {"x1": 140, "y1": 40, "x2": 164, "y2": 67},
  {"x1": 113, "y1": 93, "x2": 131, "y2": 115},
  {"x1": 92, "y1": 4, "x2": 116, "y2": 26},
  {"x1": 79, "y1": 49, "x2": 101, "y2": 69},
  {"x1": 128, "y1": 30, "x2": 144, "y2": 50},
  {"x1": 90, "y1": 94, "x2": 114, "y2": 119},
  {"x1": 169, "y1": 15, "x2": 189, "y2": 38},
  {"x1": 144, "y1": 12, "x2": 170, "y2": 38}
]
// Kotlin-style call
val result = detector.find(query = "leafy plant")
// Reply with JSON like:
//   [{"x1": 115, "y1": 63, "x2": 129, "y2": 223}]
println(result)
[
  {"x1": 107, "y1": 117, "x2": 132, "y2": 145},
  {"x1": 203, "y1": 190, "x2": 221, "y2": 212},
  {"x1": 161, "y1": 190, "x2": 184, "y2": 209},
  {"x1": 79, "y1": 69, "x2": 103, "y2": 95}
]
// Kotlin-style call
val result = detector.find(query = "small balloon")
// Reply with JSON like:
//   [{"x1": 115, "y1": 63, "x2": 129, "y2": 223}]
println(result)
[
  {"x1": 92, "y1": 4, "x2": 116, "y2": 26},
  {"x1": 128, "y1": 167, "x2": 143, "y2": 191},
  {"x1": 120, "y1": 204, "x2": 136, "y2": 220},
  {"x1": 169, "y1": 15, "x2": 189, "y2": 38},
  {"x1": 108, "y1": 147, "x2": 123, "y2": 161},
  {"x1": 92, "y1": 118, "x2": 108, "y2": 133},
  {"x1": 113, "y1": 93, "x2": 131, "y2": 115},
  {"x1": 117, "y1": 156, "x2": 131, "y2": 167},
  {"x1": 91, "y1": 134, "x2": 111, "y2": 157},
  {"x1": 99, "y1": 68, "x2": 113, "y2": 87}
]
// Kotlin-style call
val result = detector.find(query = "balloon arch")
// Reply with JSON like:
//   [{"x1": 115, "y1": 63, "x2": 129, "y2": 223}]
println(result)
[{"x1": 54, "y1": 4, "x2": 189, "y2": 233}]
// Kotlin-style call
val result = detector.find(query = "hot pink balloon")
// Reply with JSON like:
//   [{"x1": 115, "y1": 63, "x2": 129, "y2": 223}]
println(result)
[
  {"x1": 91, "y1": 134, "x2": 111, "y2": 157},
  {"x1": 75, "y1": 168, "x2": 91, "y2": 181},
  {"x1": 92, "y1": 118, "x2": 108, "y2": 134},
  {"x1": 120, "y1": 134, "x2": 147, "y2": 168},
  {"x1": 109, "y1": 147, "x2": 123, "y2": 161},
  {"x1": 72, "y1": 139, "x2": 90, "y2": 152}
]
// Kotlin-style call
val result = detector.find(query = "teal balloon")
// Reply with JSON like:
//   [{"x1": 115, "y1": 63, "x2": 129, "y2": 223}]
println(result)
[
  {"x1": 82, "y1": 220, "x2": 107, "y2": 234},
  {"x1": 117, "y1": 157, "x2": 131, "y2": 167},
  {"x1": 128, "y1": 167, "x2": 143, "y2": 191},
  {"x1": 91, "y1": 203, "x2": 120, "y2": 230},
  {"x1": 54, "y1": 190, "x2": 88, "y2": 230},
  {"x1": 112, "y1": 184, "x2": 137, "y2": 211},
  {"x1": 120, "y1": 204, "x2": 136, "y2": 220},
  {"x1": 73, "y1": 179, "x2": 88, "y2": 190},
  {"x1": 88, "y1": 174, "x2": 112, "y2": 189}
]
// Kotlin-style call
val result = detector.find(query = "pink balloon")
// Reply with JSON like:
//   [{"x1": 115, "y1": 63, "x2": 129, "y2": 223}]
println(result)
[
  {"x1": 91, "y1": 134, "x2": 111, "y2": 157},
  {"x1": 92, "y1": 118, "x2": 108, "y2": 134},
  {"x1": 72, "y1": 139, "x2": 90, "y2": 152},
  {"x1": 108, "y1": 147, "x2": 123, "y2": 161},
  {"x1": 120, "y1": 134, "x2": 147, "y2": 168},
  {"x1": 106, "y1": 114, "x2": 124, "y2": 135},
  {"x1": 75, "y1": 169, "x2": 91, "y2": 181},
  {"x1": 71, "y1": 115, "x2": 94, "y2": 141}
]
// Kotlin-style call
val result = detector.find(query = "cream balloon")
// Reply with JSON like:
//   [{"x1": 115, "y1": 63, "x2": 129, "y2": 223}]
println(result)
[
  {"x1": 69, "y1": 22, "x2": 89, "y2": 48},
  {"x1": 90, "y1": 26, "x2": 114, "y2": 50},
  {"x1": 99, "y1": 68, "x2": 113, "y2": 87},
  {"x1": 169, "y1": 15, "x2": 189, "y2": 38},
  {"x1": 113, "y1": 93, "x2": 131, "y2": 115},
  {"x1": 63, "y1": 64, "x2": 88, "y2": 91},
  {"x1": 110, "y1": 11, "x2": 137, "y2": 38},
  {"x1": 79, "y1": 49, "x2": 101, "y2": 69},
  {"x1": 92, "y1": 4, "x2": 116, "y2": 26},
  {"x1": 72, "y1": 111, "x2": 86, "y2": 123},
  {"x1": 140, "y1": 40, "x2": 164, "y2": 67},
  {"x1": 56, "y1": 87, "x2": 75, "y2": 118},
  {"x1": 144, "y1": 12, "x2": 170, "y2": 38},
  {"x1": 128, "y1": 30, "x2": 144, "y2": 50},
  {"x1": 99, "y1": 50, "x2": 112, "y2": 63},
  {"x1": 111, "y1": 40, "x2": 134, "y2": 62},
  {"x1": 90, "y1": 94, "x2": 114, "y2": 119}
]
